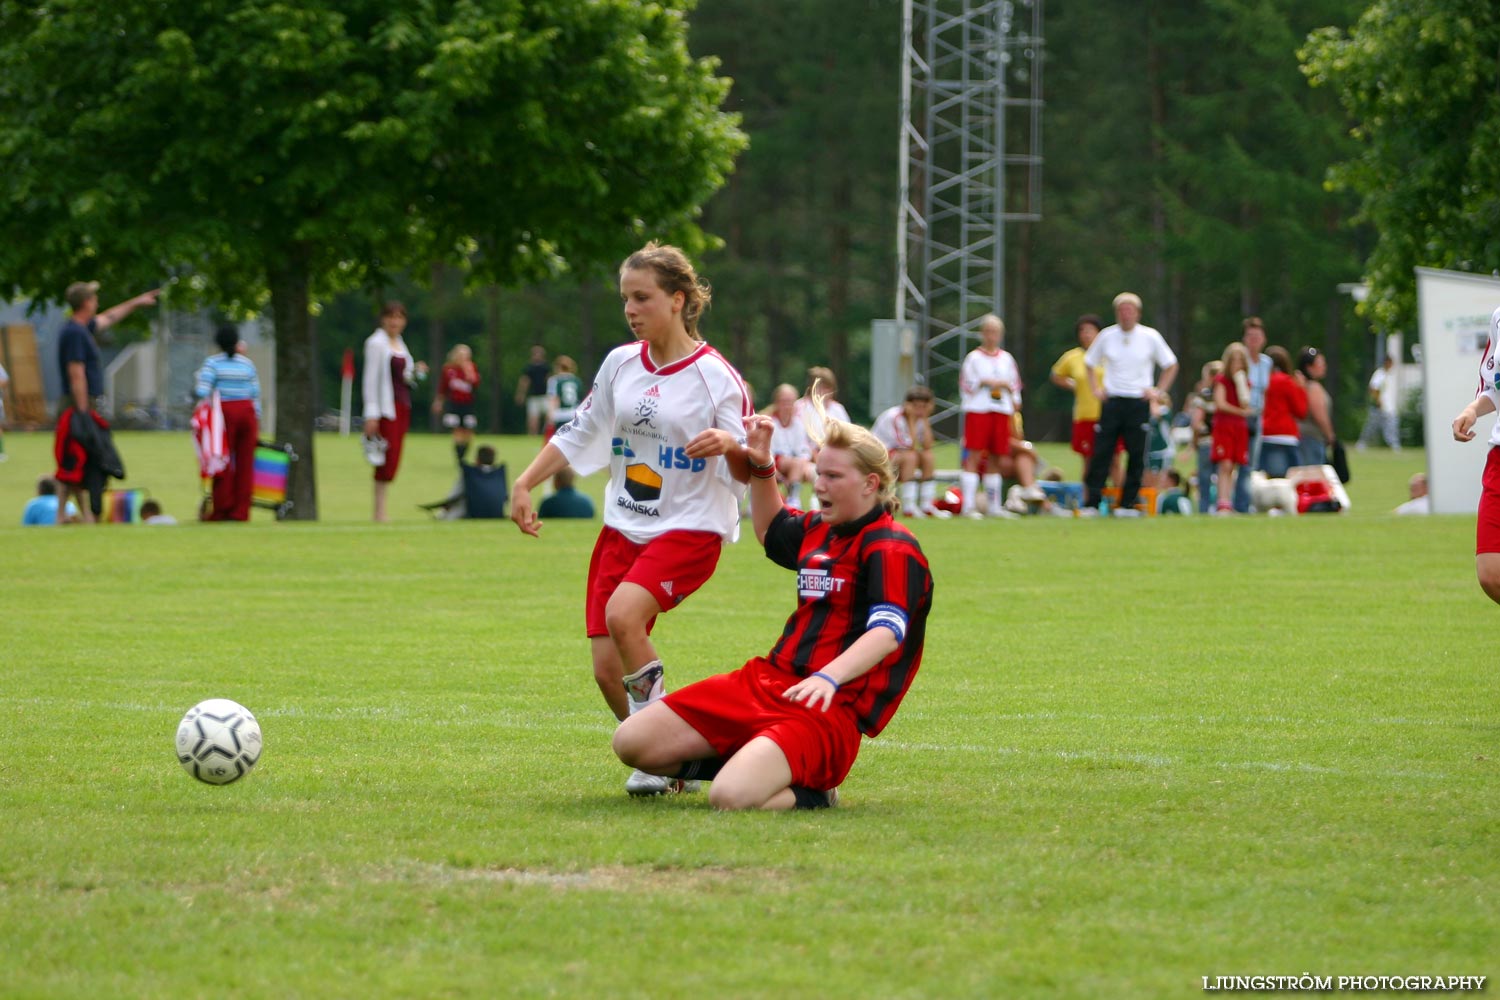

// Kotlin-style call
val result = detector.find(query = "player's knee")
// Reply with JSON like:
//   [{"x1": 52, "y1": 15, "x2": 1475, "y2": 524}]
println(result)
[
  {"x1": 1479, "y1": 567, "x2": 1500, "y2": 605},
  {"x1": 611, "y1": 717, "x2": 646, "y2": 767},
  {"x1": 707, "y1": 780, "x2": 759, "y2": 811},
  {"x1": 603, "y1": 600, "x2": 648, "y2": 642}
]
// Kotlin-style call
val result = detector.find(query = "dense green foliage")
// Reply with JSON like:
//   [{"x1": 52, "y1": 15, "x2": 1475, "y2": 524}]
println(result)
[
  {"x1": 1302, "y1": 1, "x2": 1500, "y2": 334},
  {"x1": 373, "y1": 0, "x2": 1377, "y2": 428},
  {"x1": 0, "y1": 434, "x2": 1487, "y2": 997},
  {"x1": 0, "y1": 0, "x2": 744, "y2": 515}
]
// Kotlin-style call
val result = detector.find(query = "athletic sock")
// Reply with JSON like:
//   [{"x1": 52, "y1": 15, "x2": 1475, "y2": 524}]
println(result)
[
  {"x1": 790, "y1": 786, "x2": 835, "y2": 810},
  {"x1": 674, "y1": 757, "x2": 726, "y2": 782},
  {"x1": 622, "y1": 659, "x2": 665, "y2": 716},
  {"x1": 918, "y1": 478, "x2": 936, "y2": 508},
  {"x1": 959, "y1": 471, "x2": 979, "y2": 514},
  {"x1": 455, "y1": 441, "x2": 469, "y2": 462},
  {"x1": 900, "y1": 480, "x2": 917, "y2": 513},
  {"x1": 983, "y1": 473, "x2": 1002, "y2": 512}
]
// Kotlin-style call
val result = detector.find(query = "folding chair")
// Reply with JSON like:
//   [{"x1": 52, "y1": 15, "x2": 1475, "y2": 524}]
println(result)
[
  {"x1": 102, "y1": 488, "x2": 149, "y2": 524},
  {"x1": 199, "y1": 440, "x2": 298, "y2": 520}
]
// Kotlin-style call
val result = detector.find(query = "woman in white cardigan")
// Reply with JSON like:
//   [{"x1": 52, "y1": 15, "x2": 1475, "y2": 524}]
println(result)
[{"x1": 362, "y1": 302, "x2": 427, "y2": 521}]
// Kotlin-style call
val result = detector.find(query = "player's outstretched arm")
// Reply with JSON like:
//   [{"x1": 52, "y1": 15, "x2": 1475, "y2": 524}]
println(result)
[
  {"x1": 511, "y1": 442, "x2": 569, "y2": 537},
  {"x1": 1454, "y1": 395, "x2": 1496, "y2": 442}
]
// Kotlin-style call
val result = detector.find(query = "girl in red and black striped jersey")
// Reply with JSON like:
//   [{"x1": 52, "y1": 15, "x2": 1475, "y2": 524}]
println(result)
[{"x1": 613, "y1": 393, "x2": 934, "y2": 810}]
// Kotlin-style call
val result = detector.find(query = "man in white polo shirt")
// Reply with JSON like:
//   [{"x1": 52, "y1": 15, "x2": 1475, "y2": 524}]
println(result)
[{"x1": 1081, "y1": 292, "x2": 1179, "y2": 516}]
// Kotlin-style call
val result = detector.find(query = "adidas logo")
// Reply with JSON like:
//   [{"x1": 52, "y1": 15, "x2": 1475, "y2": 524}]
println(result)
[
  {"x1": 660, "y1": 580, "x2": 674, "y2": 596},
  {"x1": 644, "y1": 385, "x2": 661, "y2": 398}
]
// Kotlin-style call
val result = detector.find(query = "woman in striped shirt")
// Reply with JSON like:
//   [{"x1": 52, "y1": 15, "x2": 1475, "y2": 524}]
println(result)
[{"x1": 194, "y1": 325, "x2": 261, "y2": 521}]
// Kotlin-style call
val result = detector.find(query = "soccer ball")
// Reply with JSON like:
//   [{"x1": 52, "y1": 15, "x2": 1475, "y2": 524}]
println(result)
[{"x1": 175, "y1": 698, "x2": 263, "y2": 785}]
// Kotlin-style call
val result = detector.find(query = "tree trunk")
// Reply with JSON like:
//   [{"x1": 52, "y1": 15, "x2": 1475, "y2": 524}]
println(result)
[
  {"x1": 428, "y1": 261, "x2": 446, "y2": 432},
  {"x1": 485, "y1": 285, "x2": 502, "y2": 433},
  {"x1": 578, "y1": 277, "x2": 596, "y2": 375},
  {"x1": 269, "y1": 243, "x2": 317, "y2": 520},
  {"x1": 828, "y1": 170, "x2": 852, "y2": 381}
]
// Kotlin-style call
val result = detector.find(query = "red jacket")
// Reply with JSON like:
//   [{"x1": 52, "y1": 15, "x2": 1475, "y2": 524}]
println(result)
[{"x1": 1261, "y1": 371, "x2": 1307, "y2": 438}]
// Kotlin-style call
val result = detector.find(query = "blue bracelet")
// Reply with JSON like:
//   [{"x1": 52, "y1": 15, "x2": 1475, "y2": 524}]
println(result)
[{"x1": 811, "y1": 671, "x2": 840, "y2": 690}]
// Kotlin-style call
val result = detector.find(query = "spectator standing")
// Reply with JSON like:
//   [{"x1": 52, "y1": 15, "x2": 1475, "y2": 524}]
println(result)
[
  {"x1": 194, "y1": 324, "x2": 261, "y2": 521},
  {"x1": 1051, "y1": 314, "x2": 1119, "y2": 484},
  {"x1": 1187, "y1": 360, "x2": 1222, "y2": 512},
  {"x1": 508, "y1": 242, "x2": 752, "y2": 796},
  {"x1": 1358, "y1": 355, "x2": 1401, "y2": 450},
  {"x1": 1081, "y1": 293, "x2": 1179, "y2": 516},
  {"x1": 54, "y1": 281, "x2": 158, "y2": 522},
  {"x1": 21, "y1": 477, "x2": 79, "y2": 525},
  {"x1": 1232, "y1": 317, "x2": 1275, "y2": 513},
  {"x1": 545, "y1": 355, "x2": 584, "y2": 438},
  {"x1": 1212, "y1": 343, "x2": 1253, "y2": 515},
  {"x1": 434, "y1": 343, "x2": 480, "y2": 461},
  {"x1": 958, "y1": 314, "x2": 1021, "y2": 518},
  {"x1": 1295, "y1": 347, "x2": 1337, "y2": 468},
  {"x1": 538, "y1": 467, "x2": 596, "y2": 519},
  {"x1": 515, "y1": 344, "x2": 552, "y2": 436},
  {"x1": 871, "y1": 385, "x2": 947, "y2": 518},
  {"x1": 1257, "y1": 346, "x2": 1308, "y2": 479},
  {"x1": 362, "y1": 302, "x2": 428, "y2": 523},
  {"x1": 767, "y1": 383, "x2": 815, "y2": 509}
]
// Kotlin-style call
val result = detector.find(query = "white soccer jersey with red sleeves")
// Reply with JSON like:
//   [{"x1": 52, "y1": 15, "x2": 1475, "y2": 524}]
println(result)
[
  {"x1": 871, "y1": 405, "x2": 915, "y2": 451},
  {"x1": 551, "y1": 340, "x2": 751, "y2": 543},
  {"x1": 959, "y1": 348, "x2": 1021, "y2": 414}
]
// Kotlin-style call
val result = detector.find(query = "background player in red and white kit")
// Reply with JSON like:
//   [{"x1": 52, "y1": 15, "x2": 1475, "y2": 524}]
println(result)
[
  {"x1": 1450, "y1": 304, "x2": 1500, "y2": 604},
  {"x1": 433, "y1": 343, "x2": 480, "y2": 461},
  {"x1": 612, "y1": 397, "x2": 933, "y2": 810},
  {"x1": 766, "y1": 383, "x2": 815, "y2": 509},
  {"x1": 510, "y1": 242, "x2": 753, "y2": 795},
  {"x1": 958, "y1": 314, "x2": 1021, "y2": 517},
  {"x1": 871, "y1": 384, "x2": 946, "y2": 518}
]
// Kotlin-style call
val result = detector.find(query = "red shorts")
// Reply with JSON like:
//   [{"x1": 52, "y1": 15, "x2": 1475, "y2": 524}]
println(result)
[
  {"x1": 374, "y1": 404, "x2": 410, "y2": 483},
  {"x1": 662, "y1": 656, "x2": 862, "y2": 791},
  {"x1": 1072, "y1": 419, "x2": 1126, "y2": 458},
  {"x1": 584, "y1": 527, "x2": 723, "y2": 638},
  {"x1": 963, "y1": 411, "x2": 1012, "y2": 457},
  {"x1": 1478, "y1": 448, "x2": 1500, "y2": 554},
  {"x1": 1211, "y1": 419, "x2": 1249, "y2": 466}
]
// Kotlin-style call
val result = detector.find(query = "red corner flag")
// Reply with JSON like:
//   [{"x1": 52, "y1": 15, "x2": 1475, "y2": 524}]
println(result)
[{"x1": 339, "y1": 348, "x2": 355, "y2": 435}]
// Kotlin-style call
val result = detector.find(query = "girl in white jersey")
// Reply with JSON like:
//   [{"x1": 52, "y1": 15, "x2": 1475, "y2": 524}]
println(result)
[
  {"x1": 511, "y1": 243, "x2": 753, "y2": 794},
  {"x1": 1450, "y1": 304, "x2": 1500, "y2": 604},
  {"x1": 766, "y1": 383, "x2": 815, "y2": 508},
  {"x1": 958, "y1": 314, "x2": 1022, "y2": 517}
]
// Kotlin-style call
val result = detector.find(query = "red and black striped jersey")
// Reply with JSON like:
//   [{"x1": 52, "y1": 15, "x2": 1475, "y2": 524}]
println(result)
[{"x1": 762, "y1": 505, "x2": 933, "y2": 737}]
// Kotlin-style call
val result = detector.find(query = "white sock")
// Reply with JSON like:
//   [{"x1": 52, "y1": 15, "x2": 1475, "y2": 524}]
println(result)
[
  {"x1": 960, "y1": 471, "x2": 980, "y2": 513},
  {"x1": 919, "y1": 479, "x2": 936, "y2": 507},
  {"x1": 622, "y1": 659, "x2": 665, "y2": 715},
  {"x1": 983, "y1": 474, "x2": 1002, "y2": 511},
  {"x1": 900, "y1": 480, "x2": 917, "y2": 512}
]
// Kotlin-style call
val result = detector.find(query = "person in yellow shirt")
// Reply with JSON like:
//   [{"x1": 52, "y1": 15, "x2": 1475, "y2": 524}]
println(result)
[{"x1": 1050, "y1": 313, "x2": 1120, "y2": 485}]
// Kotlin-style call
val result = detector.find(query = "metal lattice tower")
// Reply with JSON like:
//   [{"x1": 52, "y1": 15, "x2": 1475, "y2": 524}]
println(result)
[{"x1": 896, "y1": 0, "x2": 1043, "y2": 437}]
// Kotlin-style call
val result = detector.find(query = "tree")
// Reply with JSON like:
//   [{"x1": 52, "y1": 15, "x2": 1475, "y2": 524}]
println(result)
[
  {"x1": 0, "y1": 0, "x2": 744, "y2": 517},
  {"x1": 1302, "y1": 1, "x2": 1500, "y2": 334}
]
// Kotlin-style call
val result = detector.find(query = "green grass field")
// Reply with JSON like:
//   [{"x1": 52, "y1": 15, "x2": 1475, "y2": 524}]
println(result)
[{"x1": 2, "y1": 431, "x2": 1491, "y2": 998}]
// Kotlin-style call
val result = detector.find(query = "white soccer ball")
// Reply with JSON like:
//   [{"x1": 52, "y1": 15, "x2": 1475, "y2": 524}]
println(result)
[{"x1": 175, "y1": 698, "x2": 263, "y2": 785}]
